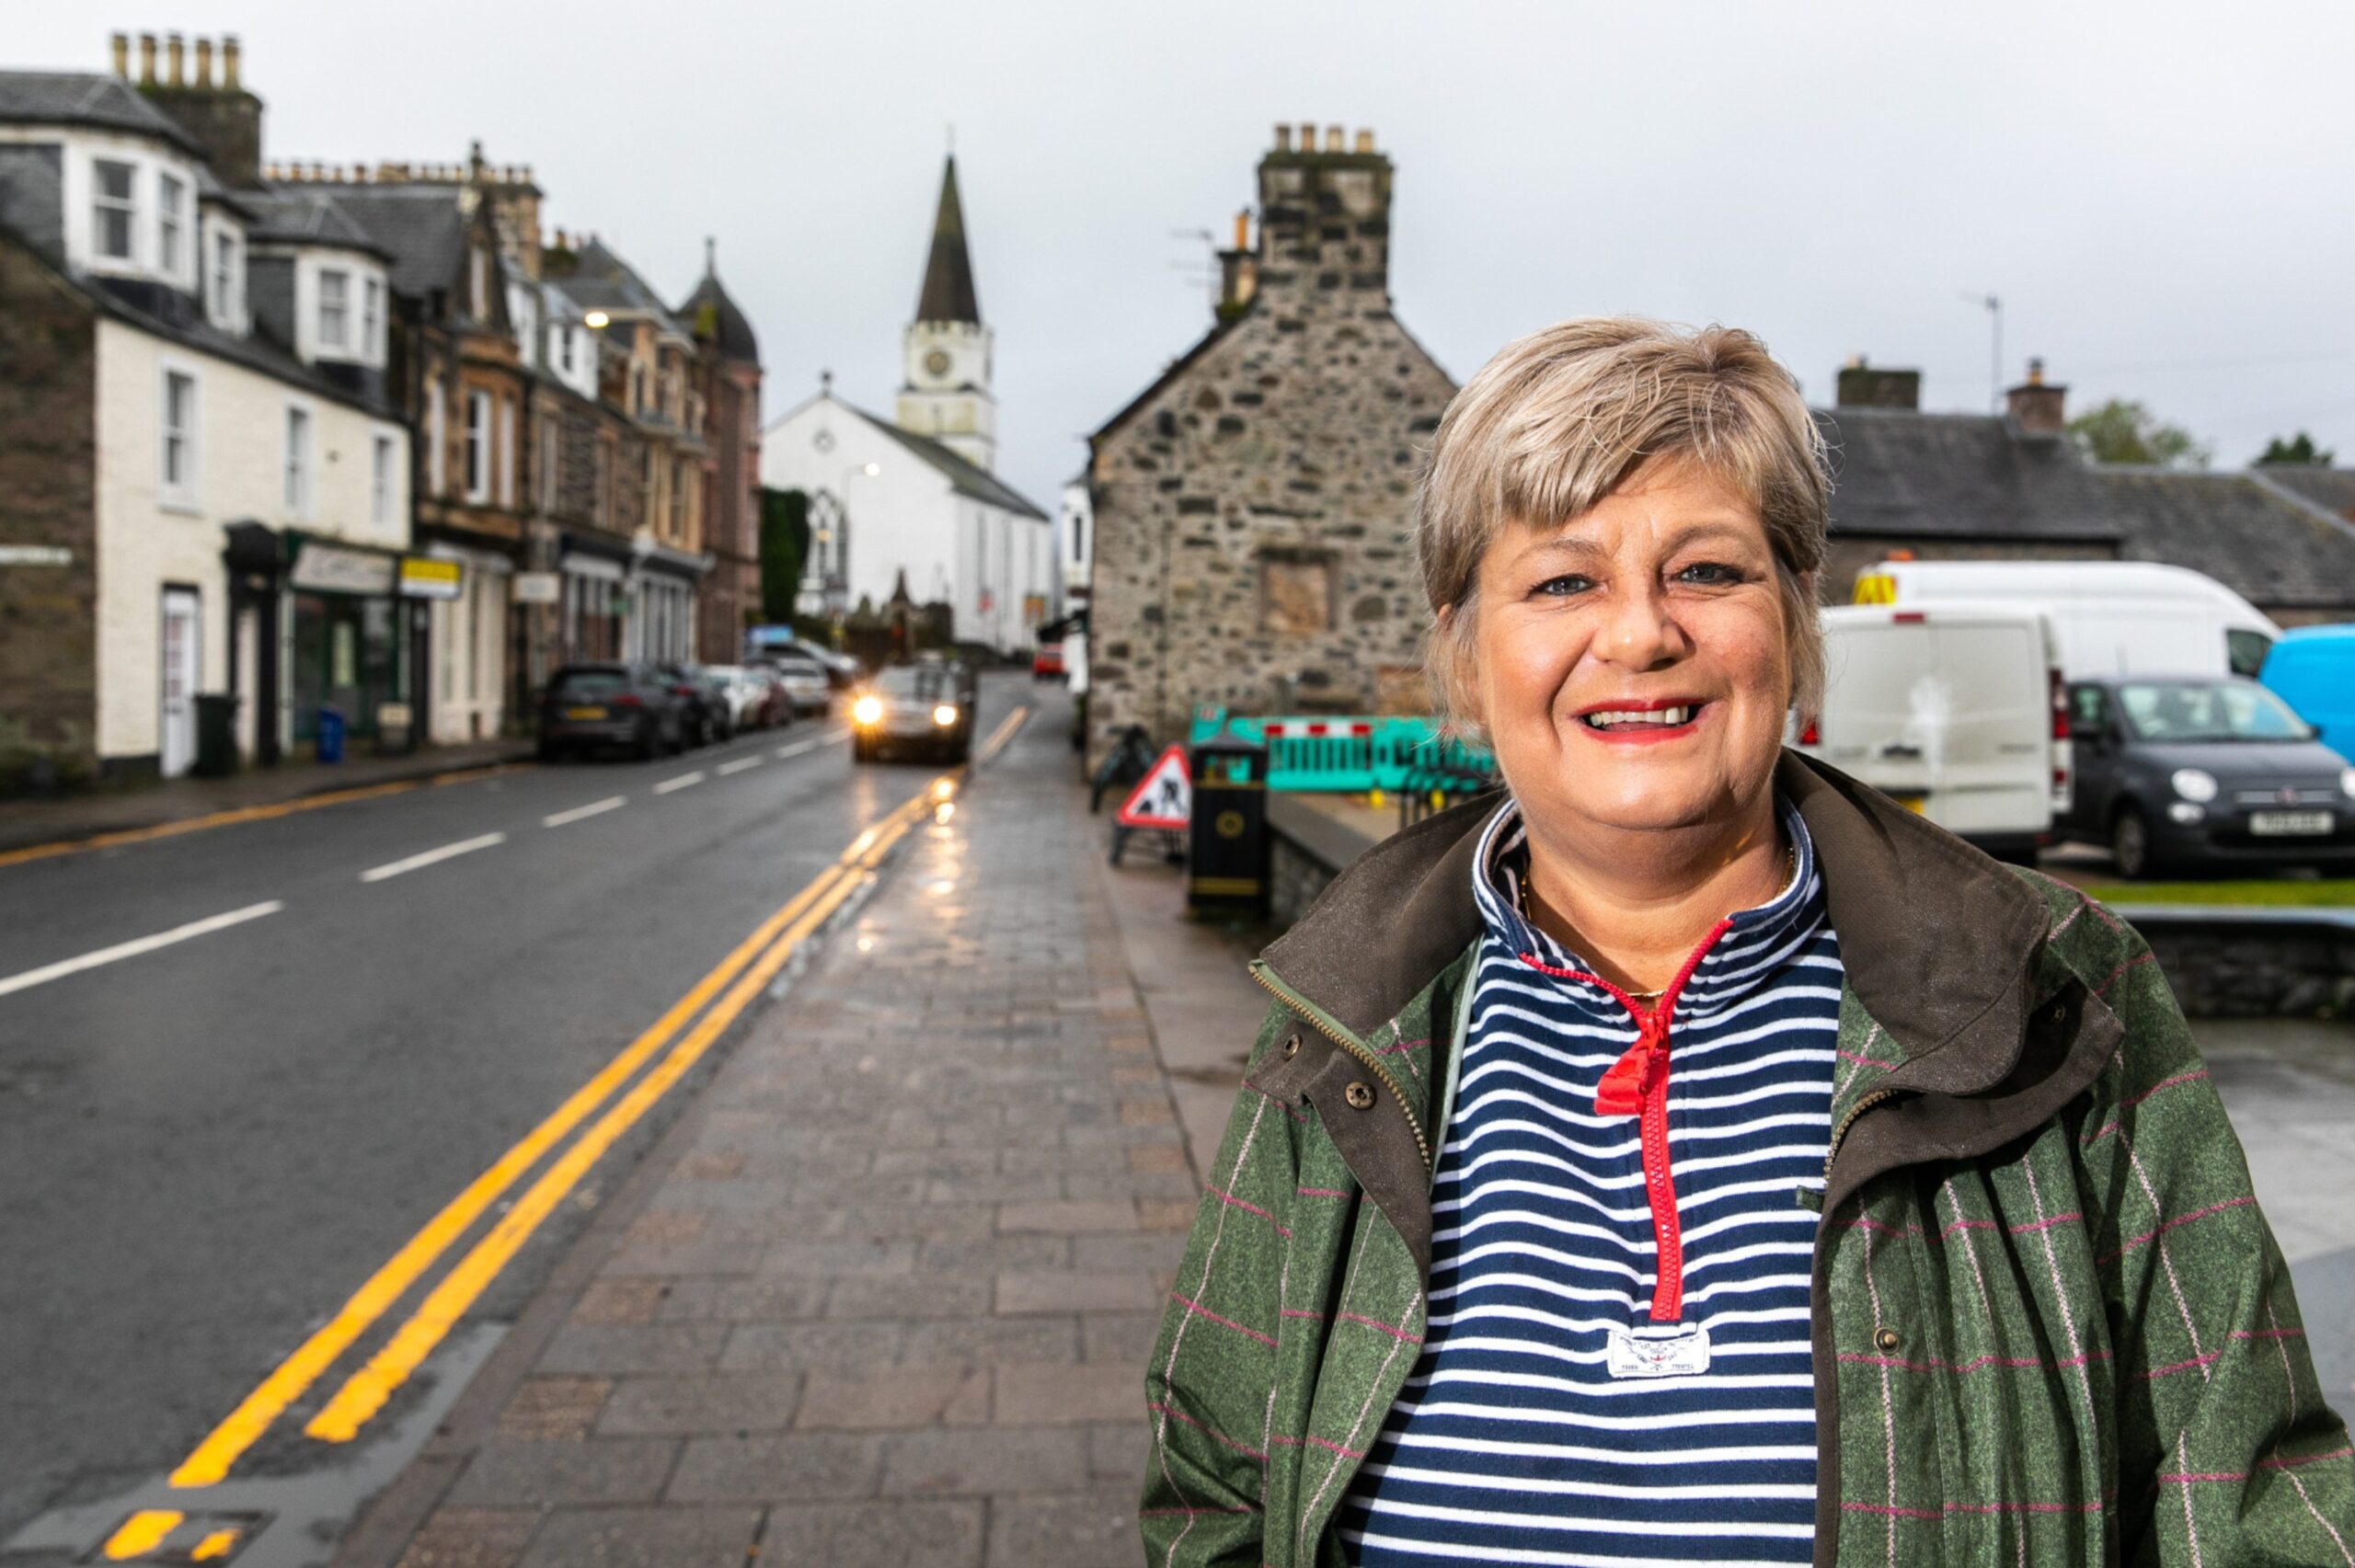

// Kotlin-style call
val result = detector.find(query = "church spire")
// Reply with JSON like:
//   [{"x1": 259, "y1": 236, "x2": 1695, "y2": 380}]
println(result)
[{"x1": 914, "y1": 154, "x2": 981, "y2": 326}]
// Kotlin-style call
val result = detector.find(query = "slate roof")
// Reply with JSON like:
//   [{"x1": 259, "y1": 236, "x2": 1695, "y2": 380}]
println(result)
[
  {"x1": 1820, "y1": 406, "x2": 2355, "y2": 612},
  {"x1": 326, "y1": 184, "x2": 470, "y2": 296},
  {"x1": 0, "y1": 71, "x2": 206, "y2": 156},
  {"x1": 842, "y1": 399, "x2": 1046, "y2": 520},
  {"x1": 241, "y1": 187, "x2": 394, "y2": 260},
  {"x1": 678, "y1": 243, "x2": 759, "y2": 365},
  {"x1": 914, "y1": 155, "x2": 980, "y2": 325},
  {"x1": 561, "y1": 236, "x2": 685, "y2": 331},
  {"x1": 2254, "y1": 466, "x2": 2355, "y2": 521},
  {"x1": 0, "y1": 143, "x2": 65, "y2": 269}
]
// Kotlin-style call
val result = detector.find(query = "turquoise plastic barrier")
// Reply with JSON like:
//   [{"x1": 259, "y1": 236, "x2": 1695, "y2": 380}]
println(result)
[{"x1": 1187, "y1": 706, "x2": 1498, "y2": 795}]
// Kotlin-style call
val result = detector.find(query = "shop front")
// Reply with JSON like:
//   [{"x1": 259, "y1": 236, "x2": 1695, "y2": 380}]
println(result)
[
  {"x1": 557, "y1": 533, "x2": 631, "y2": 666},
  {"x1": 283, "y1": 532, "x2": 418, "y2": 755}
]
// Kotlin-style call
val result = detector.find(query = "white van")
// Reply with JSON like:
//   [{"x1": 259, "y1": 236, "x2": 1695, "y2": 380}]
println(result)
[
  {"x1": 1795, "y1": 605, "x2": 2067, "y2": 863},
  {"x1": 1852, "y1": 560, "x2": 2279, "y2": 679}
]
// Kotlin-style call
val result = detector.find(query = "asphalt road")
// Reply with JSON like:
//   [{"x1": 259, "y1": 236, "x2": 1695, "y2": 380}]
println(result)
[{"x1": 0, "y1": 693, "x2": 994, "y2": 1539}]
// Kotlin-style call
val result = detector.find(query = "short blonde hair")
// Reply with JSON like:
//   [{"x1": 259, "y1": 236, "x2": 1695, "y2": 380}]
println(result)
[{"x1": 1417, "y1": 316, "x2": 1830, "y2": 732}]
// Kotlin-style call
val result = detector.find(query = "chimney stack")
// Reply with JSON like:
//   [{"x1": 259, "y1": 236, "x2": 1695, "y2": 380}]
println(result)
[
  {"x1": 166, "y1": 33, "x2": 185, "y2": 86},
  {"x1": 2005, "y1": 358, "x2": 2068, "y2": 435},
  {"x1": 222, "y1": 35, "x2": 241, "y2": 89},
  {"x1": 110, "y1": 32, "x2": 130, "y2": 77},
  {"x1": 1257, "y1": 122, "x2": 1394, "y2": 300},
  {"x1": 1834, "y1": 356, "x2": 1922, "y2": 411},
  {"x1": 193, "y1": 37, "x2": 213, "y2": 88},
  {"x1": 137, "y1": 33, "x2": 157, "y2": 84}
]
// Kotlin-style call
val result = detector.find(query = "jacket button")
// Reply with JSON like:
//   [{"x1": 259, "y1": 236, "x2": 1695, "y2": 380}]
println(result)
[
  {"x1": 1343, "y1": 1081, "x2": 1375, "y2": 1111},
  {"x1": 1283, "y1": 1035, "x2": 1301, "y2": 1059},
  {"x1": 1875, "y1": 1326, "x2": 1901, "y2": 1353}
]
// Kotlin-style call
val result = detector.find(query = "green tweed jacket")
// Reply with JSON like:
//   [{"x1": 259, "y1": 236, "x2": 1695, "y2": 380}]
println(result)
[{"x1": 1141, "y1": 753, "x2": 2355, "y2": 1566}]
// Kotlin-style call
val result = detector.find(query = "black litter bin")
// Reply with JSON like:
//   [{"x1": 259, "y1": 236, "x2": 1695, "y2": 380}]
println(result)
[
  {"x1": 1188, "y1": 738, "x2": 1269, "y2": 917},
  {"x1": 193, "y1": 693, "x2": 239, "y2": 778}
]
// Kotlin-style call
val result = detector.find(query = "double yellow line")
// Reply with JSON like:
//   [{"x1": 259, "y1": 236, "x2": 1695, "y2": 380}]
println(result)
[{"x1": 162, "y1": 778, "x2": 949, "y2": 1490}]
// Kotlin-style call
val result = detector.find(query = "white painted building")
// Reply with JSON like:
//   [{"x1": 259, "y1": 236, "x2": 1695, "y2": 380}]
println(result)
[
  {"x1": 1057, "y1": 474, "x2": 1091, "y2": 621},
  {"x1": 762, "y1": 390, "x2": 1051, "y2": 652},
  {"x1": 759, "y1": 155, "x2": 1051, "y2": 652},
  {"x1": 0, "y1": 64, "x2": 414, "y2": 780}
]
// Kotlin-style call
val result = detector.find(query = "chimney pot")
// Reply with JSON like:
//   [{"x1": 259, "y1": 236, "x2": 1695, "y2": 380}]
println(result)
[
  {"x1": 1325, "y1": 124, "x2": 1344, "y2": 152},
  {"x1": 166, "y1": 33, "x2": 185, "y2": 86},
  {"x1": 193, "y1": 37, "x2": 213, "y2": 87},
  {"x1": 1232, "y1": 209, "x2": 1249, "y2": 250},
  {"x1": 137, "y1": 33, "x2": 157, "y2": 85},
  {"x1": 222, "y1": 35, "x2": 240, "y2": 89},
  {"x1": 2027, "y1": 356, "x2": 2045, "y2": 387},
  {"x1": 1299, "y1": 121, "x2": 1316, "y2": 151},
  {"x1": 1273, "y1": 124, "x2": 1292, "y2": 152},
  {"x1": 110, "y1": 33, "x2": 130, "y2": 78},
  {"x1": 1354, "y1": 129, "x2": 1373, "y2": 154}
]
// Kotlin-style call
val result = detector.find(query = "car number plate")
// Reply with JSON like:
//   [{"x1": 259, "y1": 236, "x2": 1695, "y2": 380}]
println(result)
[
  {"x1": 564, "y1": 705, "x2": 606, "y2": 720},
  {"x1": 2249, "y1": 809, "x2": 2333, "y2": 836}
]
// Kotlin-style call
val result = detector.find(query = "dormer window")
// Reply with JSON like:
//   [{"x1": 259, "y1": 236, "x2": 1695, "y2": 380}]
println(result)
[
  {"x1": 93, "y1": 159, "x2": 136, "y2": 260},
  {"x1": 319, "y1": 269, "x2": 350, "y2": 351},
  {"x1": 556, "y1": 325, "x2": 574, "y2": 374},
  {"x1": 211, "y1": 230, "x2": 240, "y2": 319},
  {"x1": 362, "y1": 278, "x2": 383, "y2": 359},
  {"x1": 158, "y1": 175, "x2": 186, "y2": 274}
]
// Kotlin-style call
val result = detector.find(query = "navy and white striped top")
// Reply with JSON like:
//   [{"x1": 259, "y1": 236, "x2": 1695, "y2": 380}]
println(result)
[{"x1": 1342, "y1": 797, "x2": 1842, "y2": 1567}]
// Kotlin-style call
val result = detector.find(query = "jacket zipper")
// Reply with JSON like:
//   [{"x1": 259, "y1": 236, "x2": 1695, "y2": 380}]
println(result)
[
  {"x1": 1250, "y1": 964, "x2": 1431, "y2": 1172},
  {"x1": 1824, "y1": 1086, "x2": 1899, "y2": 1187}
]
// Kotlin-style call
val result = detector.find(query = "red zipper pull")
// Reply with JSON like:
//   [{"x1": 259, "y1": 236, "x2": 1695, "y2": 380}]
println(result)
[{"x1": 1593, "y1": 1007, "x2": 1668, "y2": 1116}]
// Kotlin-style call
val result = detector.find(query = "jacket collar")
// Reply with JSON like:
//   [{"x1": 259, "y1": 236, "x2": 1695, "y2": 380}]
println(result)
[{"x1": 1260, "y1": 750, "x2": 2053, "y2": 1093}]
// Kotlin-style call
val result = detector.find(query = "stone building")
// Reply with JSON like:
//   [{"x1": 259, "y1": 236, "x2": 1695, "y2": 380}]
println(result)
[
  {"x1": 1082, "y1": 125, "x2": 1455, "y2": 769},
  {"x1": 678, "y1": 242, "x2": 763, "y2": 663},
  {"x1": 1816, "y1": 359, "x2": 2355, "y2": 629}
]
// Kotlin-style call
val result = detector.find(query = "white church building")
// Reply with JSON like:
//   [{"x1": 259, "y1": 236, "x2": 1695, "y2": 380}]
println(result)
[{"x1": 761, "y1": 155, "x2": 1051, "y2": 653}]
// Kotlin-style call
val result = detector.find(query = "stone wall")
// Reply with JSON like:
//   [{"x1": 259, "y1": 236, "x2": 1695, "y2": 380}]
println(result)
[
  {"x1": 0, "y1": 239, "x2": 98, "y2": 790},
  {"x1": 1085, "y1": 132, "x2": 1456, "y2": 770}
]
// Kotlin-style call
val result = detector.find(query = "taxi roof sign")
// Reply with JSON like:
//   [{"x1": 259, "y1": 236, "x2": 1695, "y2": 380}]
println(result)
[
  {"x1": 1852, "y1": 571, "x2": 1897, "y2": 605},
  {"x1": 1115, "y1": 744, "x2": 1191, "y2": 830}
]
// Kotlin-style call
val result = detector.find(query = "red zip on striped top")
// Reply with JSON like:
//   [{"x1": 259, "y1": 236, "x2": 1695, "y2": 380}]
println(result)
[{"x1": 1518, "y1": 919, "x2": 1733, "y2": 1322}]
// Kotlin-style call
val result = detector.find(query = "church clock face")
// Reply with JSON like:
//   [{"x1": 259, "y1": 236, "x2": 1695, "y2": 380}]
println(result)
[{"x1": 924, "y1": 348, "x2": 952, "y2": 378}]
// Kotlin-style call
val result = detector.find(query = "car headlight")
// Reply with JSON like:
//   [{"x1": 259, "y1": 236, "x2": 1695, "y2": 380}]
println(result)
[
  {"x1": 2342, "y1": 768, "x2": 2355, "y2": 799},
  {"x1": 933, "y1": 704, "x2": 959, "y2": 727},
  {"x1": 852, "y1": 696, "x2": 882, "y2": 726},
  {"x1": 2170, "y1": 768, "x2": 2219, "y2": 804}
]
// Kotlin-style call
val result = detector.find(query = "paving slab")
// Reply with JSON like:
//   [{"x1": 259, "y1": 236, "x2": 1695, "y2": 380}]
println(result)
[{"x1": 349, "y1": 705, "x2": 1204, "y2": 1566}]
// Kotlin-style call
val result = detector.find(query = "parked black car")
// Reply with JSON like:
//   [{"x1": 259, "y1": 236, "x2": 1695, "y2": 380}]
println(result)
[
  {"x1": 849, "y1": 663, "x2": 974, "y2": 763},
  {"x1": 656, "y1": 663, "x2": 733, "y2": 747},
  {"x1": 538, "y1": 663, "x2": 687, "y2": 761},
  {"x1": 2063, "y1": 675, "x2": 2355, "y2": 877}
]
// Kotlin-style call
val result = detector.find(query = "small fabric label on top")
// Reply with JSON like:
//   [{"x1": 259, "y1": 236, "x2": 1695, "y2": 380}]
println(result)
[{"x1": 1606, "y1": 1323, "x2": 1711, "y2": 1379}]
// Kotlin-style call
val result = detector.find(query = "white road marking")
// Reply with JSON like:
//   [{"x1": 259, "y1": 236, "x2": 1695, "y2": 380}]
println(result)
[
  {"x1": 358, "y1": 831, "x2": 507, "y2": 883},
  {"x1": 717, "y1": 756, "x2": 764, "y2": 776},
  {"x1": 774, "y1": 729, "x2": 849, "y2": 761},
  {"x1": 652, "y1": 771, "x2": 706, "y2": 795},
  {"x1": 0, "y1": 900, "x2": 285, "y2": 1000},
  {"x1": 542, "y1": 795, "x2": 626, "y2": 828}
]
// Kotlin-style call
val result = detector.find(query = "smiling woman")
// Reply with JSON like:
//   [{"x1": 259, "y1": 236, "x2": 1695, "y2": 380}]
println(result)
[{"x1": 1140, "y1": 317, "x2": 2355, "y2": 1567}]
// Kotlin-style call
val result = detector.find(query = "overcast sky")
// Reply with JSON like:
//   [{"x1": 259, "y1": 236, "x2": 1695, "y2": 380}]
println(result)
[{"x1": 21, "y1": 3, "x2": 2355, "y2": 513}]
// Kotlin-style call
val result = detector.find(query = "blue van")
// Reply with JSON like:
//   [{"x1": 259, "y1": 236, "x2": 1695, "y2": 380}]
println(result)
[{"x1": 2260, "y1": 625, "x2": 2355, "y2": 761}]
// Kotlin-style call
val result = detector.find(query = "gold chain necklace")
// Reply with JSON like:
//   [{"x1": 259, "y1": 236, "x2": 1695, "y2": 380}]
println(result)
[{"x1": 1518, "y1": 840, "x2": 1798, "y2": 1002}]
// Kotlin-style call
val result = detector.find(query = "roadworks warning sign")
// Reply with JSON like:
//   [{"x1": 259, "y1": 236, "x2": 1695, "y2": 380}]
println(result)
[{"x1": 1115, "y1": 745, "x2": 1192, "y2": 830}]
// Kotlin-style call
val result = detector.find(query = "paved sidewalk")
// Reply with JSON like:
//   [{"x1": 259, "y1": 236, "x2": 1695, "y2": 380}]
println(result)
[
  {"x1": 0, "y1": 738, "x2": 534, "y2": 856},
  {"x1": 348, "y1": 715, "x2": 1200, "y2": 1568}
]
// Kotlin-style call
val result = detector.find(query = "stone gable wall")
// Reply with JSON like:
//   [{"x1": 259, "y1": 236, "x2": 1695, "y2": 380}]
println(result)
[
  {"x1": 1085, "y1": 146, "x2": 1456, "y2": 770},
  {"x1": 0, "y1": 240, "x2": 98, "y2": 788}
]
